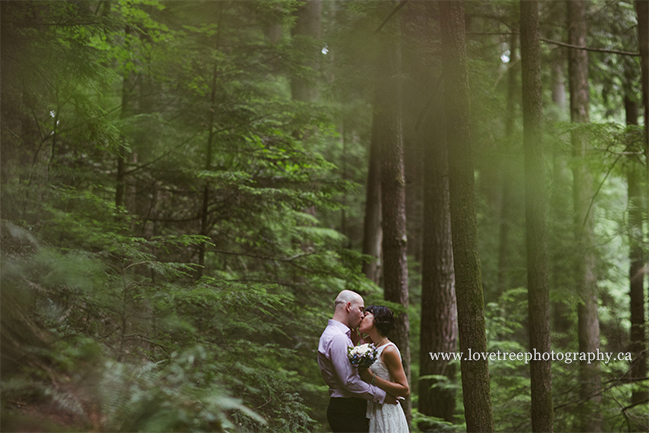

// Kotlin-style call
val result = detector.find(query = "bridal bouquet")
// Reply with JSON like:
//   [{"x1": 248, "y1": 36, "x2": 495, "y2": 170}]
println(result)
[{"x1": 348, "y1": 343, "x2": 377, "y2": 368}]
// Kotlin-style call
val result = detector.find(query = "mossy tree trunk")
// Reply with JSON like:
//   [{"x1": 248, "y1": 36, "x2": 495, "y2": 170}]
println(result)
[
  {"x1": 636, "y1": 0, "x2": 649, "y2": 203},
  {"x1": 567, "y1": 2, "x2": 602, "y2": 431},
  {"x1": 625, "y1": 96, "x2": 648, "y2": 417},
  {"x1": 439, "y1": 1, "x2": 494, "y2": 431},
  {"x1": 632, "y1": 2, "x2": 649, "y2": 417},
  {"x1": 520, "y1": 1, "x2": 553, "y2": 431},
  {"x1": 375, "y1": 3, "x2": 411, "y2": 421},
  {"x1": 418, "y1": 98, "x2": 457, "y2": 422}
]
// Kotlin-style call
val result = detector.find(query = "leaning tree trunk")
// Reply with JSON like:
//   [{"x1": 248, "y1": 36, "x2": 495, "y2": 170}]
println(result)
[
  {"x1": 567, "y1": 2, "x2": 602, "y2": 431},
  {"x1": 439, "y1": 1, "x2": 494, "y2": 431},
  {"x1": 625, "y1": 96, "x2": 648, "y2": 415},
  {"x1": 419, "y1": 99, "x2": 457, "y2": 423},
  {"x1": 375, "y1": 3, "x2": 411, "y2": 421},
  {"x1": 520, "y1": 2, "x2": 553, "y2": 431}
]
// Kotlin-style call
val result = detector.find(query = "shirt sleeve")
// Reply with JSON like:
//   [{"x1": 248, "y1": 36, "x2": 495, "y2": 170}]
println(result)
[{"x1": 329, "y1": 334, "x2": 386, "y2": 404}]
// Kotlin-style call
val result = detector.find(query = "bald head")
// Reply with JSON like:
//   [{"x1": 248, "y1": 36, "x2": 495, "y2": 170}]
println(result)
[
  {"x1": 334, "y1": 290, "x2": 363, "y2": 311},
  {"x1": 332, "y1": 290, "x2": 365, "y2": 329}
]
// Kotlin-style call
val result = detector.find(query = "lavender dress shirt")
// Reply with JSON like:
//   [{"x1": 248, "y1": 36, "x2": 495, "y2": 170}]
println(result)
[{"x1": 318, "y1": 319, "x2": 386, "y2": 404}]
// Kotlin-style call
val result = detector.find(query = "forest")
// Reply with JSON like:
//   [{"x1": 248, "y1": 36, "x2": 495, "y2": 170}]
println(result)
[{"x1": 1, "y1": 0, "x2": 648, "y2": 432}]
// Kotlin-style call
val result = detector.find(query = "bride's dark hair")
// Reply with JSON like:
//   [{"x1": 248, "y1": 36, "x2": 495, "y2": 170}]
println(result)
[{"x1": 364, "y1": 305, "x2": 395, "y2": 336}]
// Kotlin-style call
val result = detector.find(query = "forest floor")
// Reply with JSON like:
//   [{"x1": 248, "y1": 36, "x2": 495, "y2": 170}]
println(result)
[{"x1": 1, "y1": 399, "x2": 90, "y2": 433}]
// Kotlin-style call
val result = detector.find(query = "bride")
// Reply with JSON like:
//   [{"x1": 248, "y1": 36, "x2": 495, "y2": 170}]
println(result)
[{"x1": 358, "y1": 305, "x2": 409, "y2": 433}]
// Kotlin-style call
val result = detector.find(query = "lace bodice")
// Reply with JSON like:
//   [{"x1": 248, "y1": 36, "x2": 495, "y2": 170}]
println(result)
[
  {"x1": 366, "y1": 342, "x2": 409, "y2": 432},
  {"x1": 369, "y1": 342, "x2": 398, "y2": 381}
]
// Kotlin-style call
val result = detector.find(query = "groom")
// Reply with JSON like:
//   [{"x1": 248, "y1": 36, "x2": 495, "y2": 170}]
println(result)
[{"x1": 317, "y1": 290, "x2": 397, "y2": 432}]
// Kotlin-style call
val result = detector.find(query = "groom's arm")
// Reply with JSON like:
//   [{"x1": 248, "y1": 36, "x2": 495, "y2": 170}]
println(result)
[{"x1": 329, "y1": 335, "x2": 387, "y2": 404}]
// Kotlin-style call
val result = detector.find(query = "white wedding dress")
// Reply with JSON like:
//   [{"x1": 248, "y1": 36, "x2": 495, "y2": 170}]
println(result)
[{"x1": 366, "y1": 342, "x2": 409, "y2": 433}]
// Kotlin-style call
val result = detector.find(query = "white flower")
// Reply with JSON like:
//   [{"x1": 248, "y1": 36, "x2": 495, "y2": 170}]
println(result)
[
  {"x1": 348, "y1": 343, "x2": 377, "y2": 367},
  {"x1": 350, "y1": 343, "x2": 373, "y2": 356}
]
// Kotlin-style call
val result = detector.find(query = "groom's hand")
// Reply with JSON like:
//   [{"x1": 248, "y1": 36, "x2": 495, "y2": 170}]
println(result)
[
  {"x1": 385, "y1": 394, "x2": 398, "y2": 405},
  {"x1": 358, "y1": 367, "x2": 372, "y2": 382}
]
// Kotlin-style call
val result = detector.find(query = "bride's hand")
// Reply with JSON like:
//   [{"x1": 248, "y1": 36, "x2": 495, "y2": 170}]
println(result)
[
  {"x1": 350, "y1": 328, "x2": 361, "y2": 346},
  {"x1": 358, "y1": 367, "x2": 373, "y2": 382}
]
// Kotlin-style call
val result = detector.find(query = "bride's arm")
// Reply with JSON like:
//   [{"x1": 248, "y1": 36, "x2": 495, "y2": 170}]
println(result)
[{"x1": 359, "y1": 346, "x2": 410, "y2": 398}]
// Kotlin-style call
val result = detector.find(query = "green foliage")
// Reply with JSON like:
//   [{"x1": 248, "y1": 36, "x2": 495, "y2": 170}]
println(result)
[
  {"x1": 1, "y1": 197, "x2": 324, "y2": 430},
  {"x1": 99, "y1": 348, "x2": 265, "y2": 433},
  {"x1": 412, "y1": 409, "x2": 464, "y2": 433},
  {"x1": 1, "y1": 0, "x2": 365, "y2": 429}
]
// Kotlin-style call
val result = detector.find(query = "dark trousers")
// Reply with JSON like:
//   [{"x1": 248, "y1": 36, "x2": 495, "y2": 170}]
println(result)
[{"x1": 327, "y1": 397, "x2": 369, "y2": 433}]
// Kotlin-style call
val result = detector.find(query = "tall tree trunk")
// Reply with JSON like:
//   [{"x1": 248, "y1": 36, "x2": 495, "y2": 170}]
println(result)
[
  {"x1": 548, "y1": 16, "x2": 571, "y2": 343},
  {"x1": 362, "y1": 115, "x2": 383, "y2": 283},
  {"x1": 340, "y1": 121, "x2": 348, "y2": 243},
  {"x1": 116, "y1": 25, "x2": 135, "y2": 209},
  {"x1": 549, "y1": 48, "x2": 571, "y2": 345},
  {"x1": 263, "y1": 4, "x2": 283, "y2": 45},
  {"x1": 636, "y1": 1, "x2": 649, "y2": 203},
  {"x1": 419, "y1": 99, "x2": 457, "y2": 423},
  {"x1": 520, "y1": 2, "x2": 553, "y2": 431},
  {"x1": 550, "y1": 155, "x2": 572, "y2": 347},
  {"x1": 18, "y1": 90, "x2": 40, "y2": 223},
  {"x1": 291, "y1": 0, "x2": 321, "y2": 221},
  {"x1": 439, "y1": 1, "x2": 494, "y2": 431},
  {"x1": 497, "y1": 31, "x2": 518, "y2": 294},
  {"x1": 291, "y1": 0, "x2": 322, "y2": 103},
  {"x1": 551, "y1": 59, "x2": 567, "y2": 111},
  {"x1": 400, "y1": 6, "x2": 425, "y2": 266},
  {"x1": 567, "y1": 2, "x2": 601, "y2": 431},
  {"x1": 375, "y1": 5, "x2": 411, "y2": 421},
  {"x1": 632, "y1": 2, "x2": 649, "y2": 418},
  {"x1": 197, "y1": 65, "x2": 217, "y2": 278},
  {"x1": 625, "y1": 97, "x2": 648, "y2": 414},
  {"x1": 197, "y1": 9, "x2": 222, "y2": 279}
]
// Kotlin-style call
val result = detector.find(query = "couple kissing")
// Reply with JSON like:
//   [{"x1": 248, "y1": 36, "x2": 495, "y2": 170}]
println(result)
[{"x1": 317, "y1": 290, "x2": 409, "y2": 433}]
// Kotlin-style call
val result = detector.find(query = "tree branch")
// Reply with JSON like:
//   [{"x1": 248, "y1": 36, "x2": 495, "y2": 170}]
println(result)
[
  {"x1": 374, "y1": 1, "x2": 408, "y2": 34},
  {"x1": 466, "y1": 32, "x2": 640, "y2": 56},
  {"x1": 621, "y1": 397, "x2": 649, "y2": 411},
  {"x1": 122, "y1": 334, "x2": 172, "y2": 353},
  {"x1": 583, "y1": 153, "x2": 623, "y2": 228},
  {"x1": 540, "y1": 37, "x2": 640, "y2": 56}
]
